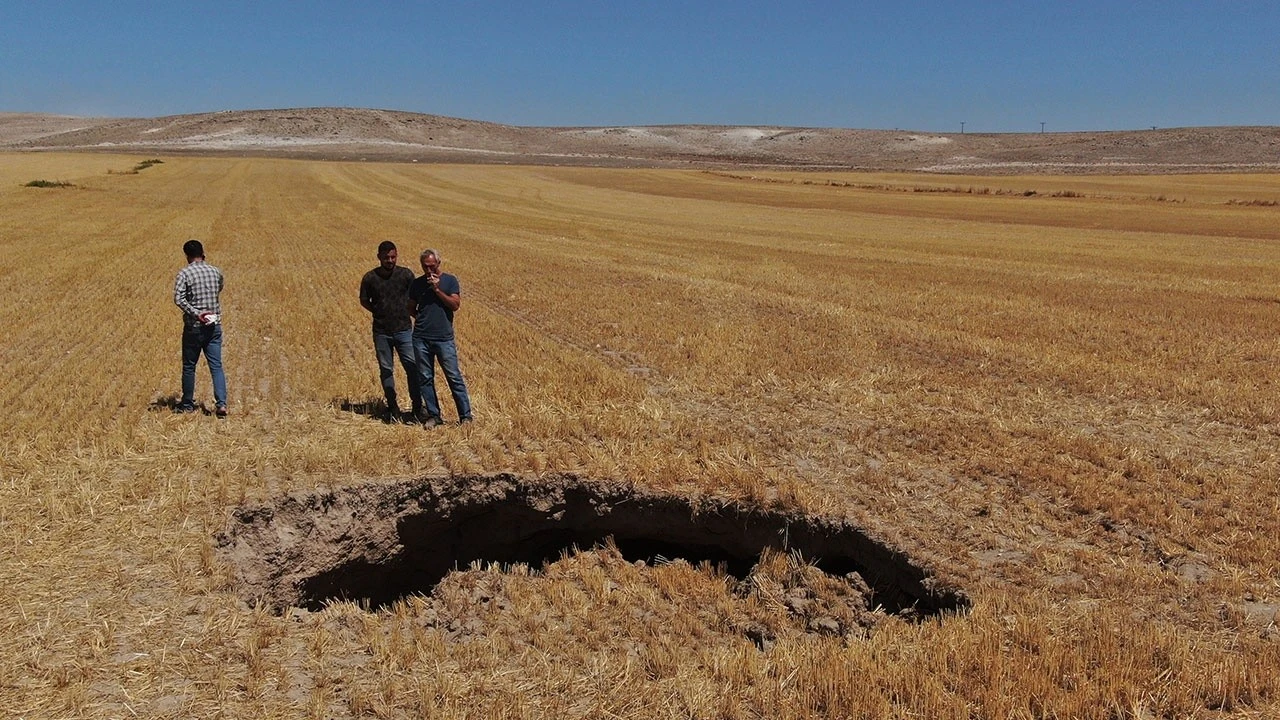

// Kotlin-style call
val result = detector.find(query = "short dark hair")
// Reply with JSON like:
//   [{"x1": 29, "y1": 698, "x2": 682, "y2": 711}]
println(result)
[
  {"x1": 377, "y1": 240, "x2": 397, "y2": 255},
  {"x1": 183, "y1": 239, "x2": 204, "y2": 258}
]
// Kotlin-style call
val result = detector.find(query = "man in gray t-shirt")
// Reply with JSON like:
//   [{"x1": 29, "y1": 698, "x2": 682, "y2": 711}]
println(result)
[
  {"x1": 360, "y1": 241, "x2": 421, "y2": 422},
  {"x1": 407, "y1": 248, "x2": 472, "y2": 426}
]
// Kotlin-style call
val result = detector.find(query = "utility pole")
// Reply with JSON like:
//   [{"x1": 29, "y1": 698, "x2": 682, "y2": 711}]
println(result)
[
  {"x1": 1040, "y1": 122, "x2": 1045, "y2": 134},
  {"x1": 960, "y1": 121, "x2": 965, "y2": 134}
]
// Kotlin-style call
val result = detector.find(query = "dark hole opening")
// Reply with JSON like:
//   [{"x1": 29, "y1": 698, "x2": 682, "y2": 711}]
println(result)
[{"x1": 219, "y1": 475, "x2": 969, "y2": 621}]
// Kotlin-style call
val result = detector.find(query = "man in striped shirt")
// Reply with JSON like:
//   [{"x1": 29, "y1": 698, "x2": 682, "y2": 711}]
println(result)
[{"x1": 174, "y1": 239, "x2": 228, "y2": 417}]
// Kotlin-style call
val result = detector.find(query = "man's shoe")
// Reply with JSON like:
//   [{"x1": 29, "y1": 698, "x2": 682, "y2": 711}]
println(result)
[
  {"x1": 381, "y1": 407, "x2": 401, "y2": 424},
  {"x1": 215, "y1": 405, "x2": 229, "y2": 418},
  {"x1": 421, "y1": 416, "x2": 443, "y2": 428},
  {"x1": 175, "y1": 403, "x2": 196, "y2": 414},
  {"x1": 459, "y1": 416, "x2": 474, "y2": 424}
]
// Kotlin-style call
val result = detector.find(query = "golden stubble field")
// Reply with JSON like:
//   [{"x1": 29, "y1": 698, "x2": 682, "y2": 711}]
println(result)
[{"x1": 1, "y1": 152, "x2": 1278, "y2": 718}]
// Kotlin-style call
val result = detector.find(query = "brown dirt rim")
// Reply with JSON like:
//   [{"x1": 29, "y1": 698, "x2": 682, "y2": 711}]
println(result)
[{"x1": 215, "y1": 473, "x2": 969, "y2": 624}]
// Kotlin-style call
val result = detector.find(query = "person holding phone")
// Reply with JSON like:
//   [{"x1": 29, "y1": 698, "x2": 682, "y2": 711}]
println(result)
[{"x1": 407, "y1": 248, "x2": 473, "y2": 426}]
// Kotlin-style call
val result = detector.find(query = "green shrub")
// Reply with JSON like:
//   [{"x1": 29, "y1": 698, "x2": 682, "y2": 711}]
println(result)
[{"x1": 24, "y1": 180, "x2": 74, "y2": 188}]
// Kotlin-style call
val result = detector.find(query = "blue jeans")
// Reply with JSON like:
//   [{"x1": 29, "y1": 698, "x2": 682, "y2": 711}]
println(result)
[
  {"x1": 374, "y1": 329, "x2": 421, "y2": 412},
  {"x1": 181, "y1": 323, "x2": 227, "y2": 408},
  {"x1": 413, "y1": 336, "x2": 472, "y2": 421}
]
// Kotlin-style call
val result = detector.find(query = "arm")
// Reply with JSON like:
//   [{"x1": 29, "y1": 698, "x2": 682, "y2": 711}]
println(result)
[
  {"x1": 433, "y1": 287, "x2": 461, "y2": 312},
  {"x1": 406, "y1": 287, "x2": 418, "y2": 322},
  {"x1": 359, "y1": 274, "x2": 376, "y2": 313},
  {"x1": 174, "y1": 270, "x2": 203, "y2": 317},
  {"x1": 431, "y1": 275, "x2": 461, "y2": 312}
]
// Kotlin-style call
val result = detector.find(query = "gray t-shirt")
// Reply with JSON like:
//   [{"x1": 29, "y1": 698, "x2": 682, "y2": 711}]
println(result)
[{"x1": 409, "y1": 273, "x2": 460, "y2": 340}]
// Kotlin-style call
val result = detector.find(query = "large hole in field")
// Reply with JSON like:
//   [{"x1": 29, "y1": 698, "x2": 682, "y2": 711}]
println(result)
[{"x1": 216, "y1": 474, "x2": 967, "y2": 626}]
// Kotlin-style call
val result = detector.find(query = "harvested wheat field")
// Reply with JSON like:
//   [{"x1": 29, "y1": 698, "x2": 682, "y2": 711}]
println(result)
[{"x1": 2, "y1": 152, "x2": 1278, "y2": 718}]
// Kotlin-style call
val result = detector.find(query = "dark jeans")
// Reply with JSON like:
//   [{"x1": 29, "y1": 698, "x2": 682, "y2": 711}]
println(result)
[
  {"x1": 374, "y1": 329, "x2": 421, "y2": 412},
  {"x1": 413, "y1": 336, "x2": 472, "y2": 421},
  {"x1": 181, "y1": 323, "x2": 227, "y2": 408}
]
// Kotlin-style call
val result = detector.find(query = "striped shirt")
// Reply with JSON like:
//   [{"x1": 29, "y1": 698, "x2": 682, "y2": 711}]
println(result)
[{"x1": 174, "y1": 260, "x2": 224, "y2": 327}]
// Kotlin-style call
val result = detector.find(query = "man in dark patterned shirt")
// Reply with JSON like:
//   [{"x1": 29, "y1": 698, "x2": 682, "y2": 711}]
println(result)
[
  {"x1": 359, "y1": 240, "x2": 421, "y2": 422},
  {"x1": 173, "y1": 239, "x2": 228, "y2": 417}
]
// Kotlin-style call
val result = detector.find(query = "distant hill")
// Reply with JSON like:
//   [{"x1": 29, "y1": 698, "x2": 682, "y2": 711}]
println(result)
[{"x1": 3, "y1": 107, "x2": 1278, "y2": 173}]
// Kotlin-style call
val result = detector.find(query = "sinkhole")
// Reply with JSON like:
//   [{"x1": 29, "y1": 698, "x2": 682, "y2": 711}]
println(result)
[{"x1": 215, "y1": 473, "x2": 968, "y2": 624}]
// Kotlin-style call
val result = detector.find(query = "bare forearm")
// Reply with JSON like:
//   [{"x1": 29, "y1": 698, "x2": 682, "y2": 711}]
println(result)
[{"x1": 436, "y1": 289, "x2": 460, "y2": 312}]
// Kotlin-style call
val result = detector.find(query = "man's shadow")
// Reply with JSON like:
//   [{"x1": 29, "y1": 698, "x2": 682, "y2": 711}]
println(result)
[
  {"x1": 149, "y1": 394, "x2": 213, "y2": 415},
  {"x1": 334, "y1": 397, "x2": 414, "y2": 424}
]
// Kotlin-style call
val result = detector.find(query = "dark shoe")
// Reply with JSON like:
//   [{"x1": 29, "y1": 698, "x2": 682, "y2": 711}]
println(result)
[
  {"x1": 216, "y1": 405, "x2": 229, "y2": 418},
  {"x1": 381, "y1": 407, "x2": 401, "y2": 424},
  {"x1": 421, "y1": 416, "x2": 443, "y2": 428},
  {"x1": 175, "y1": 403, "x2": 197, "y2": 414},
  {"x1": 459, "y1": 416, "x2": 474, "y2": 425}
]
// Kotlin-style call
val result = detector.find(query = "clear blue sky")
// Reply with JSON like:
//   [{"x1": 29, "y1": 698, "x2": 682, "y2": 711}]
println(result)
[{"x1": 2, "y1": 1, "x2": 1277, "y2": 132}]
